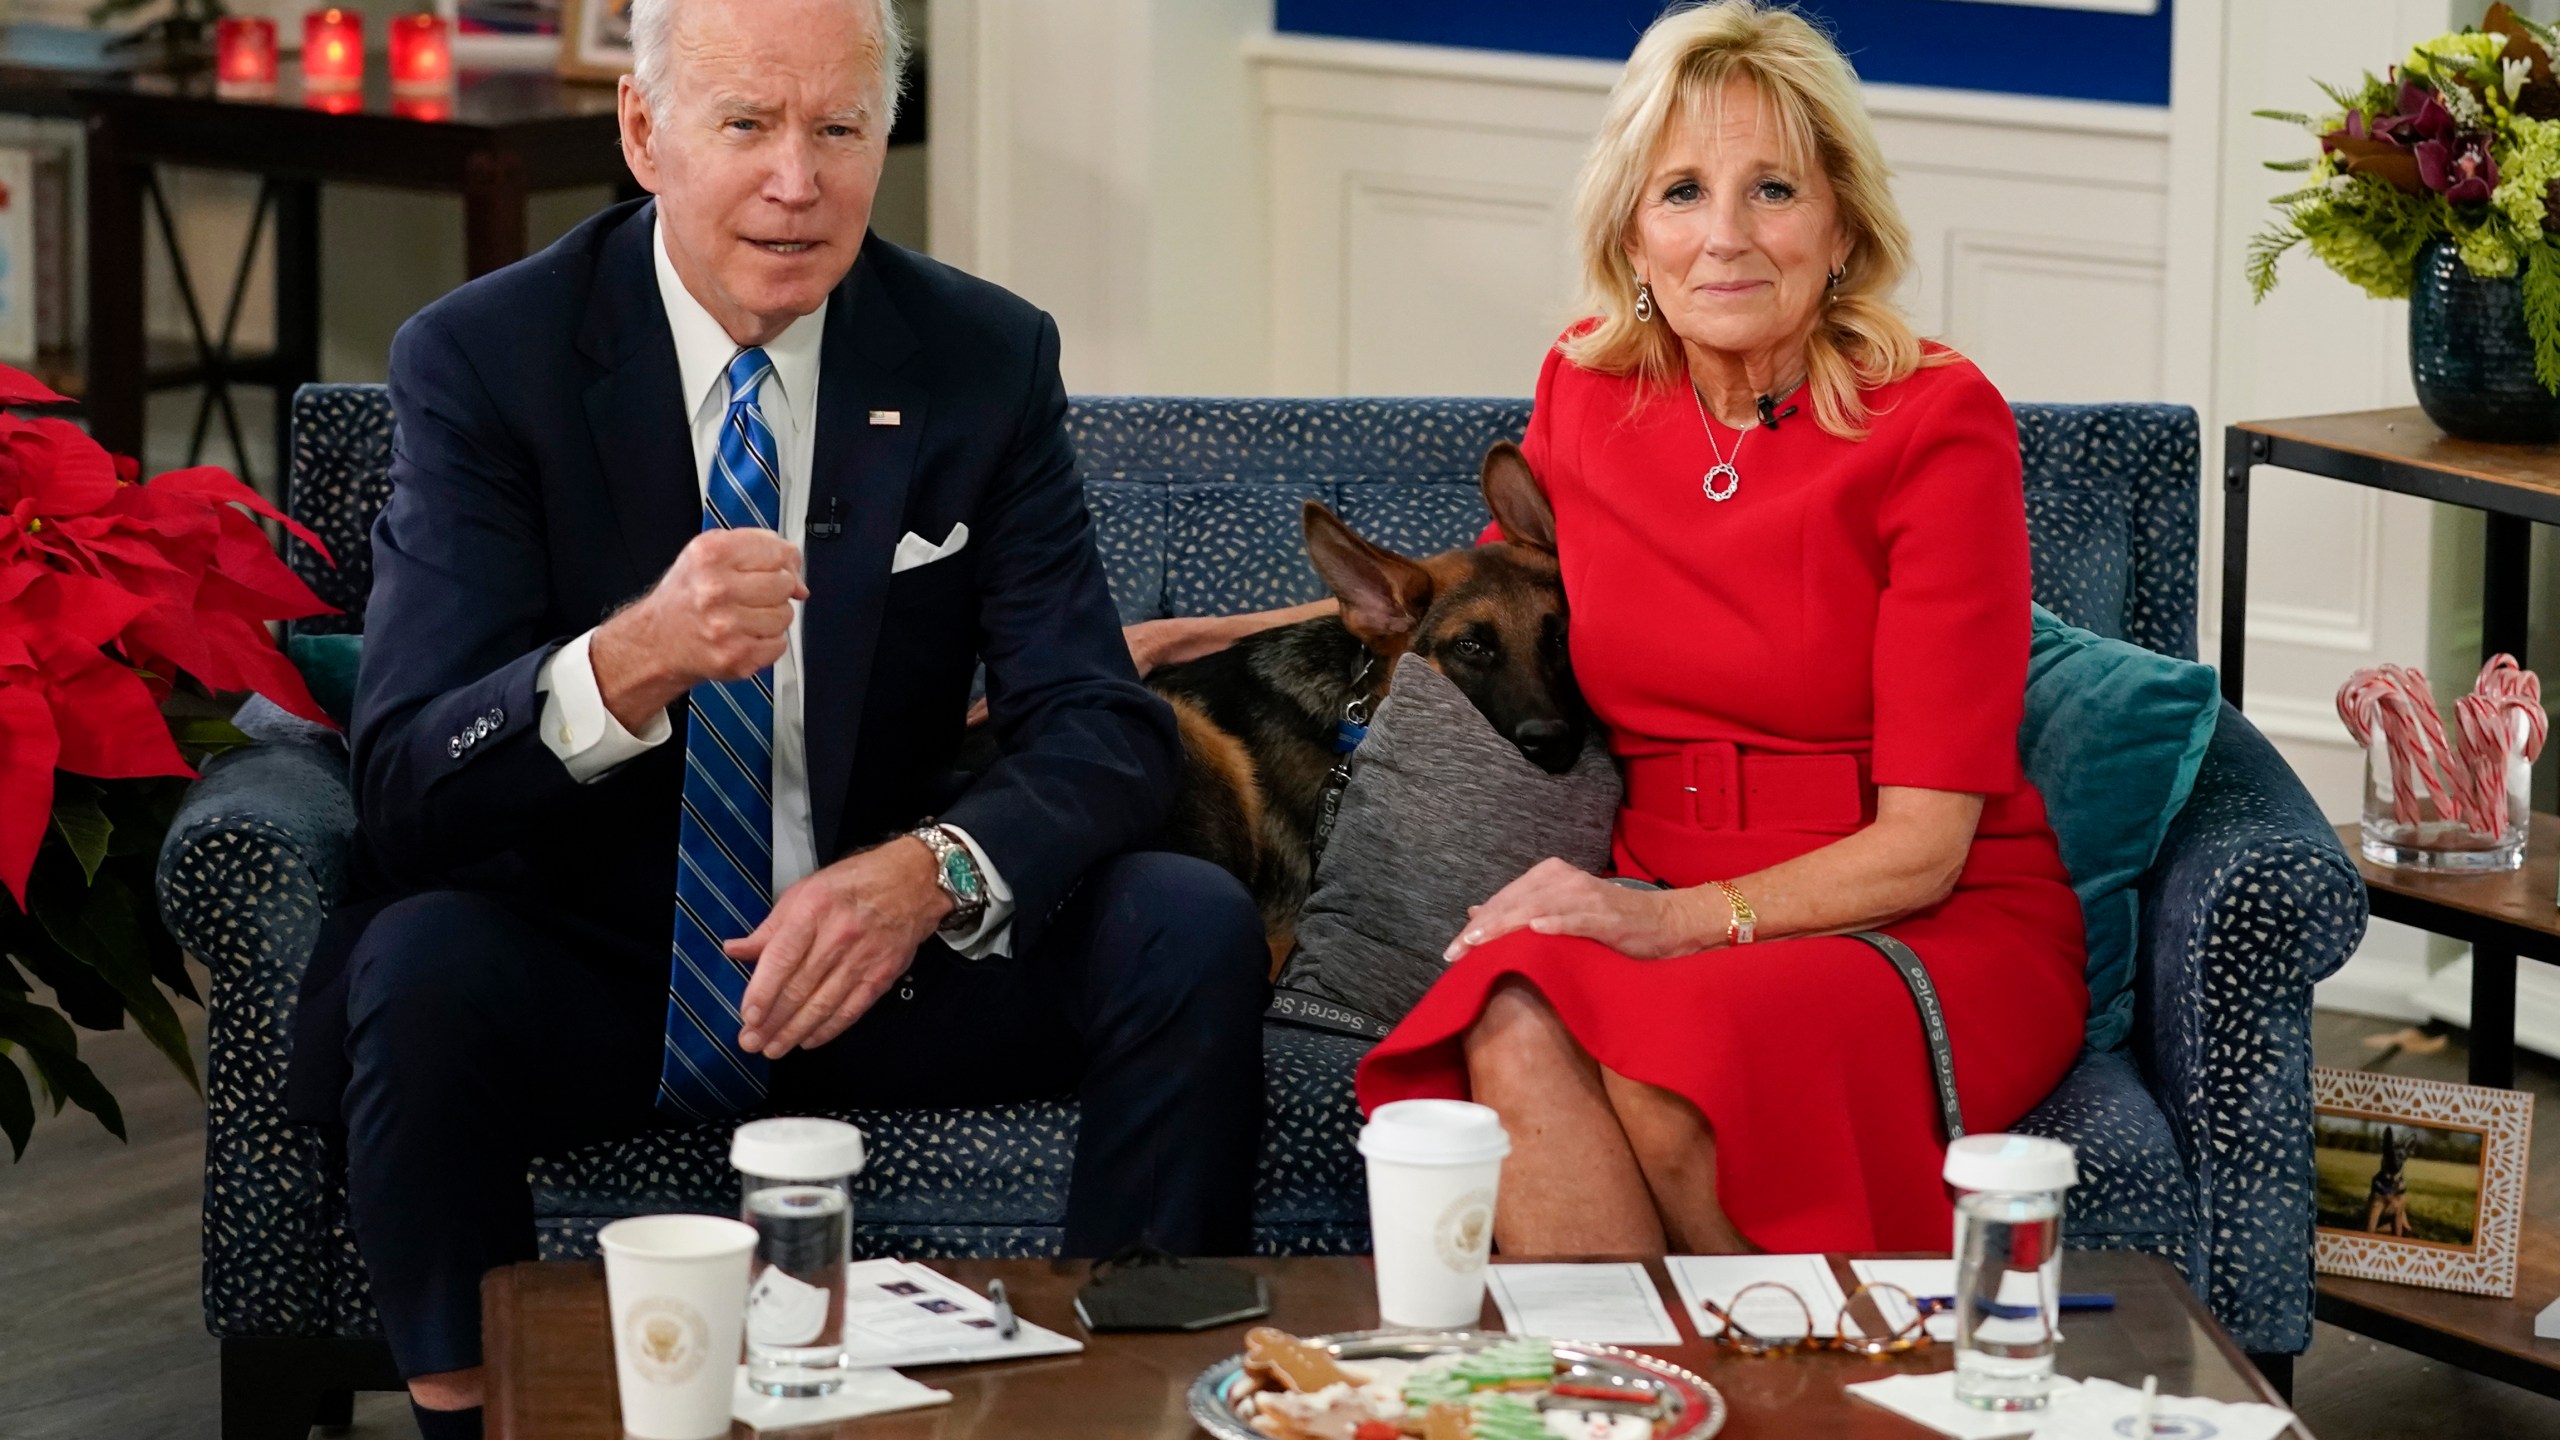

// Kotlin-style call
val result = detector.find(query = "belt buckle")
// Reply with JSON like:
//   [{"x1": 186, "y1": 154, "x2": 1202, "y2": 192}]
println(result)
[{"x1": 1684, "y1": 742, "x2": 1741, "y2": 829}]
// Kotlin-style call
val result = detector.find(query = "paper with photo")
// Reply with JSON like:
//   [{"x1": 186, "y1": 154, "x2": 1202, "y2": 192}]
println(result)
[
  {"x1": 1848, "y1": 1257, "x2": 1960, "y2": 1341},
  {"x1": 839, "y1": 1258, "x2": 1083, "y2": 1368},
  {"x1": 1664, "y1": 1253, "x2": 1851, "y2": 1339},
  {"x1": 1485, "y1": 1262, "x2": 1681, "y2": 1345}
]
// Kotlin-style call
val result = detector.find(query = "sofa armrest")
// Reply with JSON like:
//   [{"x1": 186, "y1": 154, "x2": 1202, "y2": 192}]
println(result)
[
  {"x1": 2134, "y1": 702, "x2": 2367, "y2": 1354},
  {"x1": 156, "y1": 739, "x2": 365, "y2": 1337}
]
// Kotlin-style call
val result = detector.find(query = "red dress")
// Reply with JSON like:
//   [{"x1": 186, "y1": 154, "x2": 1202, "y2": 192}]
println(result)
[{"x1": 1354, "y1": 340, "x2": 2089, "y2": 1252}]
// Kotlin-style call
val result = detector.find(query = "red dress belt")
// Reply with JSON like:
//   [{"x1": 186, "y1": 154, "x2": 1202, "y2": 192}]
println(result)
[{"x1": 1619, "y1": 742, "x2": 1875, "y2": 833}]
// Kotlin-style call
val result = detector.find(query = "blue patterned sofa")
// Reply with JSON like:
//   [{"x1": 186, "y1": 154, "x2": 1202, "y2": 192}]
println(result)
[{"x1": 163, "y1": 389, "x2": 2362, "y2": 1433}]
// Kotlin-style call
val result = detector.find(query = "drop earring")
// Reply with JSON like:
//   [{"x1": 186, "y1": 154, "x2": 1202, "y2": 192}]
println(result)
[{"x1": 1634, "y1": 281, "x2": 1654, "y2": 324}]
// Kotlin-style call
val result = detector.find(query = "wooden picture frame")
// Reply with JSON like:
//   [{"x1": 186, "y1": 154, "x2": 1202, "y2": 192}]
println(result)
[
  {"x1": 556, "y1": 0, "x2": 634, "y2": 85},
  {"x1": 2312, "y1": 1066, "x2": 2534, "y2": 1297}
]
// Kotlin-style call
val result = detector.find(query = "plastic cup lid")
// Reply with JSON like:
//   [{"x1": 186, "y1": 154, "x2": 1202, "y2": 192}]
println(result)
[
  {"x1": 1942, "y1": 1133, "x2": 2077, "y2": 1193},
  {"x1": 1357, "y1": 1099, "x2": 1512, "y2": 1166},
  {"x1": 731, "y1": 1116, "x2": 867, "y2": 1181}
]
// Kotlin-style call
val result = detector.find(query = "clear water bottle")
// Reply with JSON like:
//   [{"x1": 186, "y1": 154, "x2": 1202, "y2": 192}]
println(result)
[
  {"x1": 733, "y1": 1117, "x2": 866, "y2": 1397},
  {"x1": 1943, "y1": 1134, "x2": 2077, "y2": 1411}
]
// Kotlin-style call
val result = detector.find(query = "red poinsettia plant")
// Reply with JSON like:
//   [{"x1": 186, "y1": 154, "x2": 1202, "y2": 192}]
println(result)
[{"x1": 0, "y1": 360, "x2": 333, "y2": 1158}]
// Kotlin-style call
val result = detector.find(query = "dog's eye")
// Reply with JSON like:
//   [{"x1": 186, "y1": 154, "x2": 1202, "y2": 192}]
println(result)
[{"x1": 1451, "y1": 636, "x2": 1494, "y2": 661}]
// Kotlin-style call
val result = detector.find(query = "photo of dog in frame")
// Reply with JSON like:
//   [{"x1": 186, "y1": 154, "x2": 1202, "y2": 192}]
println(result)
[{"x1": 2311, "y1": 1066, "x2": 2535, "y2": 1298}]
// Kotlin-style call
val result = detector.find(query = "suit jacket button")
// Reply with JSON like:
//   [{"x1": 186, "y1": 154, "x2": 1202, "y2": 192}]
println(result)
[
  {"x1": 449, "y1": 736, "x2": 463, "y2": 758},
  {"x1": 473, "y1": 718, "x2": 490, "y2": 741},
  {"x1": 489, "y1": 707, "x2": 505, "y2": 729}
]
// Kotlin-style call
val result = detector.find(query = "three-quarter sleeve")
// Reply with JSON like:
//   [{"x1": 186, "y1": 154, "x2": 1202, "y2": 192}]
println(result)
[{"x1": 1868, "y1": 369, "x2": 2031, "y2": 796}]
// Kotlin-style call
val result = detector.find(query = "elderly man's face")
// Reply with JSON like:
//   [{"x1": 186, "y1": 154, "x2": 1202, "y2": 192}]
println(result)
[
  {"x1": 619, "y1": 0, "x2": 889, "y2": 345},
  {"x1": 1626, "y1": 77, "x2": 1850, "y2": 380}
]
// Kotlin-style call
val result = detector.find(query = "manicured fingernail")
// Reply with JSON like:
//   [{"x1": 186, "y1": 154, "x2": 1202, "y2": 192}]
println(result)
[
  {"x1": 741, "y1": 1004, "x2": 762, "y2": 1024},
  {"x1": 739, "y1": 1030, "x2": 762, "y2": 1050},
  {"x1": 1466, "y1": 930, "x2": 1485, "y2": 944}
]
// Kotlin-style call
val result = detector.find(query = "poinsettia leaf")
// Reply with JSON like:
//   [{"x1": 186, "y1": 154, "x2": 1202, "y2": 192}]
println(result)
[
  {"x1": 0, "y1": 360, "x2": 70, "y2": 407},
  {"x1": 0, "y1": 989, "x2": 122, "y2": 1138},
  {"x1": 0, "y1": 1047, "x2": 31, "y2": 1159},
  {"x1": 99, "y1": 777, "x2": 187, "y2": 859},
  {"x1": 47, "y1": 777, "x2": 110, "y2": 885},
  {"x1": 166, "y1": 717, "x2": 252, "y2": 755},
  {"x1": 0, "y1": 685, "x2": 59, "y2": 909},
  {"x1": 2, "y1": 897, "x2": 127, "y2": 1032},
  {"x1": 30, "y1": 871, "x2": 199, "y2": 1096},
  {"x1": 144, "y1": 466, "x2": 335, "y2": 566}
]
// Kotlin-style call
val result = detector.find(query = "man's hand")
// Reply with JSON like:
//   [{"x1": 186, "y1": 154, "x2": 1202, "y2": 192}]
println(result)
[
  {"x1": 729, "y1": 837, "x2": 955, "y2": 1058},
  {"x1": 592, "y1": 528, "x2": 807, "y2": 730}
]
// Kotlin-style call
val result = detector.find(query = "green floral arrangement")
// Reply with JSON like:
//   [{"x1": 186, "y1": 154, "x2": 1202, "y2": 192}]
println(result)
[{"x1": 2250, "y1": 4, "x2": 2560, "y2": 391}]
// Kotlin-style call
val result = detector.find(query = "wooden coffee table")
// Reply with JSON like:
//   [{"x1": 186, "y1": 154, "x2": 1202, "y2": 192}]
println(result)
[{"x1": 482, "y1": 1250, "x2": 2310, "y2": 1438}]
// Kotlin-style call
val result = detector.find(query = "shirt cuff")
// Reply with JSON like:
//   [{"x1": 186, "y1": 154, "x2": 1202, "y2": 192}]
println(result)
[
  {"x1": 934, "y1": 824, "x2": 1016, "y2": 959},
  {"x1": 536, "y1": 628, "x2": 673, "y2": 783}
]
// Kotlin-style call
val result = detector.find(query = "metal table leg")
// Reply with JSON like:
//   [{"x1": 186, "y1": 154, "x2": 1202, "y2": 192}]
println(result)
[{"x1": 2219, "y1": 427, "x2": 2256, "y2": 709}]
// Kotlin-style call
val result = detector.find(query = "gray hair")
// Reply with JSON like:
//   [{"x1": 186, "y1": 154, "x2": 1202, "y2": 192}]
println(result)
[{"x1": 630, "y1": 0, "x2": 906, "y2": 133}]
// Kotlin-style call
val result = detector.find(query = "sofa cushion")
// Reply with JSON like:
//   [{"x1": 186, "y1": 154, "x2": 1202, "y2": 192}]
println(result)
[
  {"x1": 2013, "y1": 1048, "x2": 2196, "y2": 1264},
  {"x1": 2022, "y1": 605, "x2": 2221, "y2": 1052},
  {"x1": 527, "y1": 1023, "x2": 1375, "y2": 1259},
  {"x1": 1276, "y1": 655, "x2": 1619, "y2": 1036}
]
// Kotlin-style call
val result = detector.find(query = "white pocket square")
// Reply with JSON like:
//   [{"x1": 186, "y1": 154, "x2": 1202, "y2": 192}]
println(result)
[{"x1": 890, "y1": 523, "x2": 969, "y2": 573}]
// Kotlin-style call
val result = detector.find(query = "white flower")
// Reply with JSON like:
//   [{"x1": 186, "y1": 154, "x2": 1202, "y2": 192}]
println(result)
[{"x1": 2507, "y1": 56, "x2": 2532, "y2": 102}]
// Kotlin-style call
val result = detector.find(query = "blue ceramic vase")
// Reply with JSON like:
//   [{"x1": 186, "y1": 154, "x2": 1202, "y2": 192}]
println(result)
[{"x1": 2409, "y1": 238, "x2": 2560, "y2": 443}]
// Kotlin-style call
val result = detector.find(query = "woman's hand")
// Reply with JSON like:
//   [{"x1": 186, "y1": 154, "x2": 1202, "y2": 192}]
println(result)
[{"x1": 1443, "y1": 858, "x2": 1725, "y2": 964}]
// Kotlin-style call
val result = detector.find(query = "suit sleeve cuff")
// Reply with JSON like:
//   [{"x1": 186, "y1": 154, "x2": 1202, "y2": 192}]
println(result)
[
  {"x1": 536, "y1": 628, "x2": 673, "y2": 783},
  {"x1": 934, "y1": 823, "x2": 1016, "y2": 959}
]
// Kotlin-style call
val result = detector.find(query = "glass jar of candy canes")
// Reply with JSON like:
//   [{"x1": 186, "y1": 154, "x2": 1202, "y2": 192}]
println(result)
[{"x1": 2342, "y1": 659, "x2": 2541, "y2": 872}]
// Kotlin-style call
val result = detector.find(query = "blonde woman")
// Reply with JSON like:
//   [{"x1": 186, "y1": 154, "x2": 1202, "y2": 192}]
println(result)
[{"x1": 1348, "y1": 0, "x2": 2089, "y2": 1256}]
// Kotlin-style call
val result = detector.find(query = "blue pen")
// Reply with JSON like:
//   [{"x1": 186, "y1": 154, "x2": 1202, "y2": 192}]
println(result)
[{"x1": 1915, "y1": 1292, "x2": 2114, "y2": 1321}]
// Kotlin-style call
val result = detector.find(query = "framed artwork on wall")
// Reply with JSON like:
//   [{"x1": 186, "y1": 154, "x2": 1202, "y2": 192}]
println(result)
[
  {"x1": 557, "y1": 0, "x2": 635, "y2": 84},
  {"x1": 2311, "y1": 1066, "x2": 2535, "y2": 1298},
  {"x1": 438, "y1": 0, "x2": 563, "y2": 69}
]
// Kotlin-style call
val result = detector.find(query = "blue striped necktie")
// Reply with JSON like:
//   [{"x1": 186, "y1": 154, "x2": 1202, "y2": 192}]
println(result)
[{"x1": 658, "y1": 347, "x2": 784, "y2": 1120}]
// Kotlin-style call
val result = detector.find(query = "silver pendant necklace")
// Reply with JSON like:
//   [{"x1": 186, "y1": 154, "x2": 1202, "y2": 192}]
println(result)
[{"x1": 1689, "y1": 381, "x2": 1748, "y2": 502}]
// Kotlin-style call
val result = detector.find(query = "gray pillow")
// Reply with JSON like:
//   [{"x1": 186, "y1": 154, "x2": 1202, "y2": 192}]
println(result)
[{"x1": 1269, "y1": 653, "x2": 1622, "y2": 1039}]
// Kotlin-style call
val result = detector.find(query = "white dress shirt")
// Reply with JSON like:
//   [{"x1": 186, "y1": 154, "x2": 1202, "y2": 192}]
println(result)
[{"x1": 532, "y1": 218, "x2": 1015, "y2": 956}]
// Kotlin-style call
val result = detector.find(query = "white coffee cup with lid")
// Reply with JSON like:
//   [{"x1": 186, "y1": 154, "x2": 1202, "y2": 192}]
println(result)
[{"x1": 1359, "y1": 1099, "x2": 1511, "y2": 1328}]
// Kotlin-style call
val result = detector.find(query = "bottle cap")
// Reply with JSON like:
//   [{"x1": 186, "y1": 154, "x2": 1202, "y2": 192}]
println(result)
[
  {"x1": 1358, "y1": 1099, "x2": 1511, "y2": 1166},
  {"x1": 731, "y1": 1116, "x2": 866, "y2": 1181},
  {"x1": 1942, "y1": 1133, "x2": 2076, "y2": 1193}
]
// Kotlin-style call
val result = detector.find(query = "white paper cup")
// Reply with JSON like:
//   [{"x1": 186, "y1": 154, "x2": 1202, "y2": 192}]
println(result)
[
  {"x1": 600, "y1": 1214, "x2": 758, "y2": 1440},
  {"x1": 1360, "y1": 1099, "x2": 1510, "y2": 1328}
]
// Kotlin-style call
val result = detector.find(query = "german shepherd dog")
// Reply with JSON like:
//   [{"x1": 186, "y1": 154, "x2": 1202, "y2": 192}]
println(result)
[
  {"x1": 1146, "y1": 442, "x2": 1585, "y2": 964},
  {"x1": 2364, "y1": 1126, "x2": 2413, "y2": 1236}
]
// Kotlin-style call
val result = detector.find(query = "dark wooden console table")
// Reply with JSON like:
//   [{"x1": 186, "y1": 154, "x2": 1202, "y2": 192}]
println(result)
[
  {"x1": 82, "y1": 66, "x2": 630, "y2": 480},
  {"x1": 2223, "y1": 408, "x2": 2560, "y2": 1397}
]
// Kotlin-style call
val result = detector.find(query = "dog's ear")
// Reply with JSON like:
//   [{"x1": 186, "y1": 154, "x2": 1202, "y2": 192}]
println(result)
[
  {"x1": 1303, "y1": 502, "x2": 1433, "y2": 649},
  {"x1": 1481, "y1": 441, "x2": 1556, "y2": 552}
]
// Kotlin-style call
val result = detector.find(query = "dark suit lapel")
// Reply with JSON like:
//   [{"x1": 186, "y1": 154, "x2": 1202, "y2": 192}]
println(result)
[
  {"x1": 579, "y1": 201, "x2": 701, "y2": 600},
  {"x1": 804, "y1": 238, "x2": 927, "y2": 861}
]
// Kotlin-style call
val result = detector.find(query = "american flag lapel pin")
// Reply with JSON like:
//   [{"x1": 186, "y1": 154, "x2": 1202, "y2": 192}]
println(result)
[{"x1": 868, "y1": 409, "x2": 902, "y2": 426}]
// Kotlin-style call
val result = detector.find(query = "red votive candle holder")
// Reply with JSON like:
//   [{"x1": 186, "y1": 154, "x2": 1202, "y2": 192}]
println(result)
[
  {"x1": 301, "y1": 7, "x2": 365, "y2": 92},
  {"x1": 215, "y1": 16, "x2": 279, "y2": 96},
  {"x1": 389, "y1": 13, "x2": 451, "y2": 96}
]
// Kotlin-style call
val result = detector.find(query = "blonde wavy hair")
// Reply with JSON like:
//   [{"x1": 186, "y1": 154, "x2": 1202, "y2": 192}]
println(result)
[{"x1": 1563, "y1": 0, "x2": 1933, "y2": 439}]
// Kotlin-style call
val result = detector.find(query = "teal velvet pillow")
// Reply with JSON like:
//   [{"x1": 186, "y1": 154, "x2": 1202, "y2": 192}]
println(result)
[
  {"x1": 2020, "y1": 604, "x2": 2220, "y2": 1051},
  {"x1": 287, "y1": 632, "x2": 363, "y2": 727}
]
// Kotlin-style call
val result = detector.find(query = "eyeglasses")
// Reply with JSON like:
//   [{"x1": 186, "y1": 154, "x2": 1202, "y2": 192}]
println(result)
[{"x1": 1691, "y1": 1281, "x2": 1947, "y2": 1358}]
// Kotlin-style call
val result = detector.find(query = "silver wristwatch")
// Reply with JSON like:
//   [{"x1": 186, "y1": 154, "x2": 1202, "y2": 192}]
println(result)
[{"x1": 908, "y1": 822, "x2": 988, "y2": 936}]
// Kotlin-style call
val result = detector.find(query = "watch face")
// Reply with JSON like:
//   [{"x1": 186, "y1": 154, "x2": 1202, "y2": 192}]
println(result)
[{"x1": 941, "y1": 849, "x2": 982, "y2": 902}]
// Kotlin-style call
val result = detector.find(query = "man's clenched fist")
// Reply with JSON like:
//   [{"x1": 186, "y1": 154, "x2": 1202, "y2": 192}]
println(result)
[{"x1": 592, "y1": 528, "x2": 807, "y2": 728}]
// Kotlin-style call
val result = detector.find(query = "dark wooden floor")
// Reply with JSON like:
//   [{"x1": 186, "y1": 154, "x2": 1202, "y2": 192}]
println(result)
[{"x1": 3, "y1": 991, "x2": 2557, "y2": 1439}]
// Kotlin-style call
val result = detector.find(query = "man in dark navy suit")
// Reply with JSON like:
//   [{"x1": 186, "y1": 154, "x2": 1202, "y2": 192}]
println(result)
[{"x1": 305, "y1": 0, "x2": 1268, "y2": 1429}]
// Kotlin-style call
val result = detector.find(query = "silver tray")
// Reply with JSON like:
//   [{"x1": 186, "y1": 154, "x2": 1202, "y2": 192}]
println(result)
[{"x1": 1187, "y1": 1329, "x2": 1727, "y2": 1439}]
